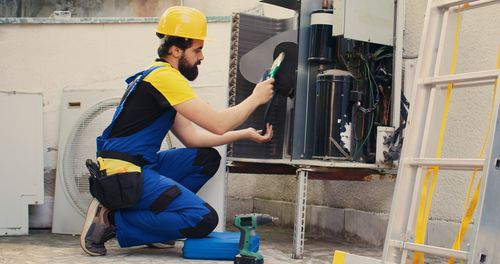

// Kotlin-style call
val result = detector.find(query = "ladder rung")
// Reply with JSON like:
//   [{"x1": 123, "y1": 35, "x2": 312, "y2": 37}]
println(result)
[
  {"x1": 421, "y1": 70, "x2": 500, "y2": 86},
  {"x1": 389, "y1": 240, "x2": 469, "y2": 260},
  {"x1": 436, "y1": 0, "x2": 499, "y2": 9},
  {"x1": 436, "y1": 0, "x2": 474, "y2": 9},
  {"x1": 405, "y1": 158, "x2": 484, "y2": 170}
]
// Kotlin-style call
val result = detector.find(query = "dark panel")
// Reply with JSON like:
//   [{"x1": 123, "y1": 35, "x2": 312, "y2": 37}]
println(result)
[{"x1": 228, "y1": 13, "x2": 294, "y2": 159}]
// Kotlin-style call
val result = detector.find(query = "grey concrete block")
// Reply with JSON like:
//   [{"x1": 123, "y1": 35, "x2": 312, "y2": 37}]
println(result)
[
  {"x1": 345, "y1": 209, "x2": 389, "y2": 246},
  {"x1": 227, "y1": 173, "x2": 257, "y2": 198},
  {"x1": 254, "y1": 198, "x2": 346, "y2": 238},
  {"x1": 226, "y1": 198, "x2": 254, "y2": 223},
  {"x1": 254, "y1": 175, "x2": 296, "y2": 201},
  {"x1": 427, "y1": 220, "x2": 470, "y2": 248},
  {"x1": 306, "y1": 205, "x2": 345, "y2": 236},
  {"x1": 254, "y1": 198, "x2": 296, "y2": 227}
]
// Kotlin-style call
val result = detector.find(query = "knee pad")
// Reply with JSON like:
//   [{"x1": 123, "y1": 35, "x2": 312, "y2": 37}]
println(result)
[
  {"x1": 193, "y1": 148, "x2": 221, "y2": 177},
  {"x1": 180, "y1": 203, "x2": 219, "y2": 238}
]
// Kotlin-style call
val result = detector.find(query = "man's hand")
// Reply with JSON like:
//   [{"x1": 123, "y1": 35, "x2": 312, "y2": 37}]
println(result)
[
  {"x1": 251, "y1": 78, "x2": 275, "y2": 105},
  {"x1": 246, "y1": 123, "x2": 273, "y2": 143}
]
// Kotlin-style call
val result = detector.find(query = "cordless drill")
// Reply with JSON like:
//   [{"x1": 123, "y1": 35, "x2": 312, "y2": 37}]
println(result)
[{"x1": 233, "y1": 213, "x2": 277, "y2": 264}]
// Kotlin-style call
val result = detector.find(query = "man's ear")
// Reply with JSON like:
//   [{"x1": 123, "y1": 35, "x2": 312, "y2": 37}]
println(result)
[{"x1": 169, "y1": 45, "x2": 183, "y2": 58}]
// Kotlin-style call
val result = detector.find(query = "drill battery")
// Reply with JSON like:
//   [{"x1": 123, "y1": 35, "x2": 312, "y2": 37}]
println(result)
[{"x1": 235, "y1": 255, "x2": 264, "y2": 264}]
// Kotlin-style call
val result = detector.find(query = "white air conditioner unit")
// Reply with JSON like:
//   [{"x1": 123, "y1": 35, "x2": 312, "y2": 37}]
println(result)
[
  {"x1": 52, "y1": 89, "x2": 122, "y2": 234},
  {"x1": 0, "y1": 91, "x2": 44, "y2": 236}
]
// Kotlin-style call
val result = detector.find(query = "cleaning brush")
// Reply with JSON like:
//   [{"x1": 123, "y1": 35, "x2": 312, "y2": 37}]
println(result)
[{"x1": 267, "y1": 52, "x2": 285, "y2": 79}]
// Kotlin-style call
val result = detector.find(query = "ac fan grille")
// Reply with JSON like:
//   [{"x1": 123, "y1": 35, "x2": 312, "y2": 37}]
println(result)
[{"x1": 62, "y1": 98, "x2": 119, "y2": 216}]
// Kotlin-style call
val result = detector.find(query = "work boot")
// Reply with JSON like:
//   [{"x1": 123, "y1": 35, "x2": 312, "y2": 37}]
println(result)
[{"x1": 80, "y1": 198, "x2": 116, "y2": 256}]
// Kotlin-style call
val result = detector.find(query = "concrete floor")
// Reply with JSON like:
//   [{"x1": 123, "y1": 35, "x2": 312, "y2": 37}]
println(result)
[{"x1": 0, "y1": 226, "x2": 383, "y2": 264}]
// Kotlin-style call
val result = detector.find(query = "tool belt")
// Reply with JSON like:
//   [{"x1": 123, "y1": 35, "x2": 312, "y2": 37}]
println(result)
[{"x1": 86, "y1": 151, "x2": 146, "y2": 210}]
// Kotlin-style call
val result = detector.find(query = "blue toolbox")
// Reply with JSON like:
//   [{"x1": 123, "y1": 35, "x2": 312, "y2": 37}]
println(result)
[{"x1": 183, "y1": 232, "x2": 260, "y2": 260}]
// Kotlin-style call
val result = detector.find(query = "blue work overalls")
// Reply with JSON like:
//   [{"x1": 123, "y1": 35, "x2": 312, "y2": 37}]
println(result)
[{"x1": 96, "y1": 66, "x2": 221, "y2": 247}]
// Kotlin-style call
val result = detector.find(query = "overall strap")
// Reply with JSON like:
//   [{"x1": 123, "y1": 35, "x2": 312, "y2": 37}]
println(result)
[{"x1": 110, "y1": 65, "x2": 164, "y2": 122}]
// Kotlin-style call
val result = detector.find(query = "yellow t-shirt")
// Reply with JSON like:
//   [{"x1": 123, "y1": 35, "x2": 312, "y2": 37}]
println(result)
[{"x1": 143, "y1": 61, "x2": 197, "y2": 106}]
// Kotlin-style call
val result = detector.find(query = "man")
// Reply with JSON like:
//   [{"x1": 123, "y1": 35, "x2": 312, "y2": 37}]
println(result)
[{"x1": 80, "y1": 6, "x2": 274, "y2": 256}]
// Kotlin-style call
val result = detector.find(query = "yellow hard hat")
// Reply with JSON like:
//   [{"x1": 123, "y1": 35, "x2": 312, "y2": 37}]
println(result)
[{"x1": 156, "y1": 6, "x2": 209, "y2": 40}]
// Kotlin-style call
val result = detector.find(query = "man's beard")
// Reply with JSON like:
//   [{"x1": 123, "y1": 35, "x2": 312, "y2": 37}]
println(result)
[{"x1": 178, "y1": 54, "x2": 199, "y2": 81}]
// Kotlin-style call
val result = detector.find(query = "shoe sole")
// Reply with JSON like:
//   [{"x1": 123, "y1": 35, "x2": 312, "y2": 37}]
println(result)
[
  {"x1": 146, "y1": 242, "x2": 175, "y2": 249},
  {"x1": 80, "y1": 198, "x2": 101, "y2": 256}
]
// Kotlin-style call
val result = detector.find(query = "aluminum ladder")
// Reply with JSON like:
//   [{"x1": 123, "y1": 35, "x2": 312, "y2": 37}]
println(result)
[{"x1": 333, "y1": 0, "x2": 500, "y2": 263}]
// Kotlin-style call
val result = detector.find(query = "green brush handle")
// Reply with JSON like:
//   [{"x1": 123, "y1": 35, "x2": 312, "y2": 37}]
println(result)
[{"x1": 267, "y1": 65, "x2": 280, "y2": 79}]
